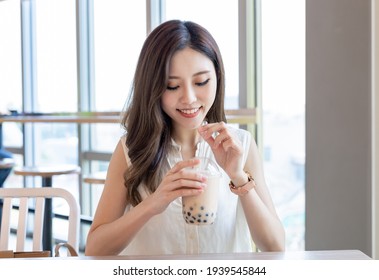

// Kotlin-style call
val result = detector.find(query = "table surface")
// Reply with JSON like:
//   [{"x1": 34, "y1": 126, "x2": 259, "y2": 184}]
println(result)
[
  {"x1": 13, "y1": 164, "x2": 81, "y2": 177},
  {"x1": 68, "y1": 250, "x2": 371, "y2": 260}
]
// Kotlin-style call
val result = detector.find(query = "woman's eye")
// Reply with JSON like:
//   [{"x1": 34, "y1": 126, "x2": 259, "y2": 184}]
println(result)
[
  {"x1": 196, "y1": 79, "x2": 210, "y2": 86},
  {"x1": 167, "y1": 85, "x2": 179, "y2": 91}
]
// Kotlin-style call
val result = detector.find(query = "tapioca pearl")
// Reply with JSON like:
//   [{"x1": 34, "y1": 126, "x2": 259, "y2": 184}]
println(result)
[
  {"x1": 187, "y1": 212, "x2": 191, "y2": 216},
  {"x1": 189, "y1": 207, "x2": 194, "y2": 211},
  {"x1": 197, "y1": 214, "x2": 202, "y2": 217},
  {"x1": 200, "y1": 206, "x2": 204, "y2": 210}
]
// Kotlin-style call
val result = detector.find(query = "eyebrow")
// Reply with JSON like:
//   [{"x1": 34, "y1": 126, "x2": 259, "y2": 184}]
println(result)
[{"x1": 168, "y1": 70, "x2": 211, "y2": 80}]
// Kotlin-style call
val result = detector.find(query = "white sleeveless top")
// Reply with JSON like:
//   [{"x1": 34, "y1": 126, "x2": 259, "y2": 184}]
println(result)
[{"x1": 119, "y1": 126, "x2": 253, "y2": 255}]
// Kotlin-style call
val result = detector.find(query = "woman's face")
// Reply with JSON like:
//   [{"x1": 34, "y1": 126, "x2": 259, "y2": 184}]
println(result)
[{"x1": 161, "y1": 47, "x2": 217, "y2": 130}]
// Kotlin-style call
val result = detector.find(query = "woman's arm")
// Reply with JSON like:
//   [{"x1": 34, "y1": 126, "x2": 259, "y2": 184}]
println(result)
[
  {"x1": 198, "y1": 123, "x2": 285, "y2": 251},
  {"x1": 238, "y1": 138, "x2": 285, "y2": 251},
  {"x1": 85, "y1": 141, "x2": 155, "y2": 255},
  {"x1": 85, "y1": 140, "x2": 206, "y2": 256}
]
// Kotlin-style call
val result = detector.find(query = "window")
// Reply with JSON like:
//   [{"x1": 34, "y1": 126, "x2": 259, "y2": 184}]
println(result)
[
  {"x1": 89, "y1": 0, "x2": 146, "y2": 157},
  {"x1": 32, "y1": 0, "x2": 79, "y2": 199},
  {"x1": 0, "y1": 1, "x2": 22, "y2": 114},
  {"x1": 35, "y1": 0, "x2": 77, "y2": 112},
  {"x1": 260, "y1": 0, "x2": 305, "y2": 250},
  {"x1": 81, "y1": 0, "x2": 148, "y2": 218},
  {"x1": 0, "y1": 0, "x2": 24, "y2": 189},
  {"x1": 0, "y1": 0, "x2": 23, "y2": 147},
  {"x1": 93, "y1": 0, "x2": 146, "y2": 112}
]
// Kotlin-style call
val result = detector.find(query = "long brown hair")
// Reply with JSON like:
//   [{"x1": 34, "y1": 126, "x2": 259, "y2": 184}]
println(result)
[{"x1": 122, "y1": 20, "x2": 226, "y2": 206}]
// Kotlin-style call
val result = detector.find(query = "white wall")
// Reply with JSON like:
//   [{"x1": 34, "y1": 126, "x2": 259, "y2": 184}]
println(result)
[
  {"x1": 306, "y1": 0, "x2": 373, "y2": 257},
  {"x1": 373, "y1": 0, "x2": 379, "y2": 259}
]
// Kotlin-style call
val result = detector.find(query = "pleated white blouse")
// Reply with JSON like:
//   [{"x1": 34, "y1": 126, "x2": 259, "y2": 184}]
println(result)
[{"x1": 119, "y1": 126, "x2": 253, "y2": 255}]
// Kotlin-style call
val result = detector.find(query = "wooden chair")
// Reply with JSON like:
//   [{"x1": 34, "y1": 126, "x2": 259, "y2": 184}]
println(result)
[
  {"x1": 0, "y1": 187, "x2": 80, "y2": 256},
  {"x1": 12, "y1": 164, "x2": 80, "y2": 251}
]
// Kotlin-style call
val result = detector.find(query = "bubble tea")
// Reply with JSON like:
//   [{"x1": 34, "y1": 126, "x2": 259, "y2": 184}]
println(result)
[{"x1": 182, "y1": 157, "x2": 221, "y2": 225}]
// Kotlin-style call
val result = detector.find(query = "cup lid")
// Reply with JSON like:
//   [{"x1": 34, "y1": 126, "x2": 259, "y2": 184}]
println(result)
[{"x1": 193, "y1": 156, "x2": 220, "y2": 176}]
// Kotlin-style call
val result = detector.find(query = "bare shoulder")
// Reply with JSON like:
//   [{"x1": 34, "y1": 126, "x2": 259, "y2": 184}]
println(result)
[
  {"x1": 105, "y1": 139, "x2": 129, "y2": 195},
  {"x1": 108, "y1": 139, "x2": 129, "y2": 171},
  {"x1": 92, "y1": 139, "x2": 129, "y2": 223}
]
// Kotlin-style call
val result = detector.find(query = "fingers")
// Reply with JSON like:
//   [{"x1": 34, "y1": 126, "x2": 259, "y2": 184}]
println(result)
[
  {"x1": 166, "y1": 158, "x2": 207, "y2": 192},
  {"x1": 168, "y1": 157, "x2": 201, "y2": 174},
  {"x1": 160, "y1": 169, "x2": 206, "y2": 203},
  {"x1": 169, "y1": 170, "x2": 207, "y2": 190},
  {"x1": 198, "y1": 122, "x2": 237, "y2": 150},
  {"x1": 160, "y1": 187, "x2": 203, "y2": 207},
  {"x1": 173, "y1": 187, "x2": 204, "y2": 198}
]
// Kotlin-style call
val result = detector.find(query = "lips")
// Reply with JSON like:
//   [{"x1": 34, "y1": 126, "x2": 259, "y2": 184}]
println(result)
[
  {"x1": 177, "y1": 106, "x2": 202, "y2": 118},
  {"x1": 178, "y1": 108, "x2": 200, "y2": 114}
]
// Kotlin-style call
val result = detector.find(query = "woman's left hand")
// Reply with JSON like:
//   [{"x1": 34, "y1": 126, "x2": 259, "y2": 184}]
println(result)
[{"x1": 198, "y1": 122, "x2": 243, "y2": 179}]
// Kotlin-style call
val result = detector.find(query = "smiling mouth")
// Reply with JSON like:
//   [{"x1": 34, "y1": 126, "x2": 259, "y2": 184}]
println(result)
[{"x1": 177, "y1": 107, "x2": 201, "y2": 114}]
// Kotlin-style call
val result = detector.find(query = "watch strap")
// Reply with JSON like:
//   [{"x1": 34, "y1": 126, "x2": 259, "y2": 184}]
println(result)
[{"x1": 229, "y1": 171, "x2": 255, "y2": 196}]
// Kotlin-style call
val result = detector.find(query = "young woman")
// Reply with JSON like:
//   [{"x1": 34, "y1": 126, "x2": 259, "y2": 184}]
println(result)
[{"x1": 85, "y1": 20, "x2": 285, "y2": 256}]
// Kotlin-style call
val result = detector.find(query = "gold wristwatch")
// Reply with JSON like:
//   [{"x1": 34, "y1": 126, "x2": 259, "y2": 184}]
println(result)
[{"x1": 229, "y1": 171, "x2": 255, "y2": 196}]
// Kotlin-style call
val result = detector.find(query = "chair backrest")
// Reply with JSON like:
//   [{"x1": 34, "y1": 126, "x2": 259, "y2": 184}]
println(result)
[{"x1": 0, "y1": 187, "x2": 80, "y2": 253}]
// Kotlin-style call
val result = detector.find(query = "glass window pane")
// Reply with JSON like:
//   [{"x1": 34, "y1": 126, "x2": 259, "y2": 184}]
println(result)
[
  {"x1": 93, "y1": 0, "x2": 146, "y2": 112},
  {"x1": 33, "y1": 123, "x2": 80, "y2": 212},
  {"x1": 34, "y1": 123, "x2": 78, "y2": 166},
  {"x1": 2, "y1": 123, "x2": 23, "y2": 148},
  {"x1": 91, "y1": 0, "x2": 146, "y2": 152},
  {"x1": 0, "y1": 1, "x2": 22, "y2": 114},
  {"x1": 261, "y1": 0, "x2": 305, "y2": 250},
  {"x1": 35, "y1": 0, "x2": 77, "y2": 112},
  {"x1": 91, "y1": 123, "x2": 123, "y2": 153},
  {"x1": 165, "y1": 0, "x2": 239, "y2": 109},
  {"x1": 2, "y1": 154, "x2": 24, "y2": 188}
]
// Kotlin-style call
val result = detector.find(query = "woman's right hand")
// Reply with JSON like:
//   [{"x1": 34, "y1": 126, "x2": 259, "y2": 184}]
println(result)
[{"x1": 145, "y1": 158, "x2": 207, "y2": 215}]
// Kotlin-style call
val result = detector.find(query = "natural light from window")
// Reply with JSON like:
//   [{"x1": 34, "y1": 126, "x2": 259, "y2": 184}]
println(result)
[{"x1": 261, "y1": 0, "x2": 305, "y2": 250}]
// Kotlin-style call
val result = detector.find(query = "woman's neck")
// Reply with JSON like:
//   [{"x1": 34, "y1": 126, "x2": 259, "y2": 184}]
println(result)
[{"x1": 172, "y1": 127, "x2": 201, "y2": 160}]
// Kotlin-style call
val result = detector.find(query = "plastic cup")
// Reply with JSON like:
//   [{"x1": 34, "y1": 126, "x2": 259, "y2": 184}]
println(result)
[{"x1": 182, "y1": 157, "x2": 221, "y2": 225}]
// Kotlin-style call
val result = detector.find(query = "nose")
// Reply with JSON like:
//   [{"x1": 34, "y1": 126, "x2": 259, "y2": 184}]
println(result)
[{"x1": 180, "y1": 84, "x2": 197, "y2": 104}]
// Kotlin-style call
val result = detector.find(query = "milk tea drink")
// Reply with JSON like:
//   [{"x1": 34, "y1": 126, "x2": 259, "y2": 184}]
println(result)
[{"x1": 182, "y1": 157, "x2": 221, "y2": 225}]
